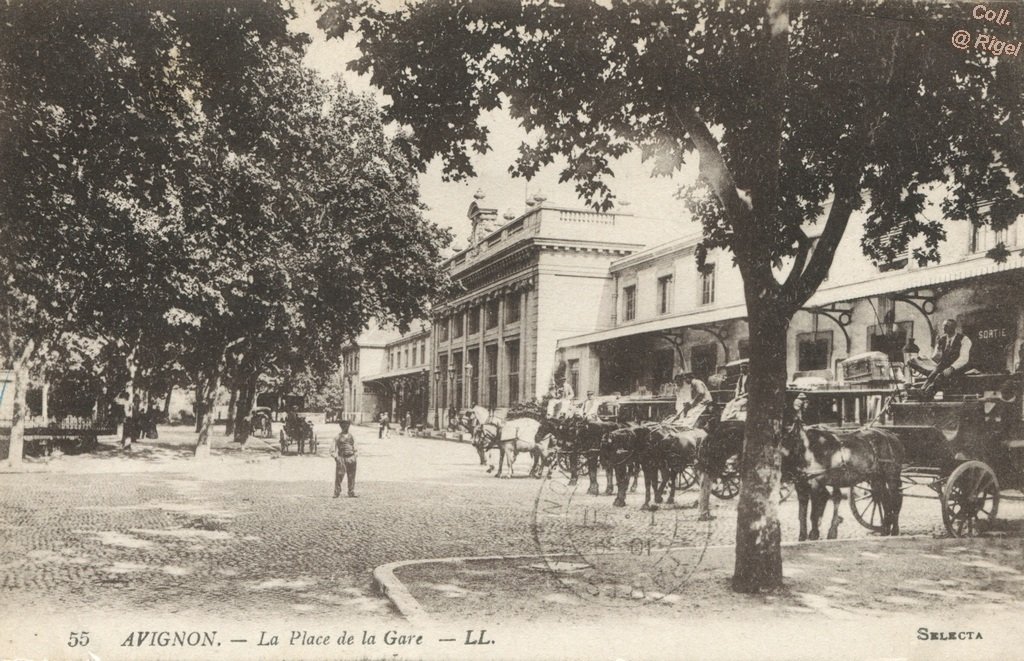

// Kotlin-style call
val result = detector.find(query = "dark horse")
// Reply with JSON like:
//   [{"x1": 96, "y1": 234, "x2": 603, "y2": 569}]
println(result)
[
  {"x1": 782, "y1": 422, "x2": 904, "y2": 540},
  {"x1": 546, "y1": 417, "x2": 622, "y2": 495}
]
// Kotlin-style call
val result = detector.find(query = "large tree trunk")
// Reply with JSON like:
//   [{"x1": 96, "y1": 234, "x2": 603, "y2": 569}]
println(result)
[
  {"x1": 195, "y1": 369, "x2": 221, "y2": 459},
  {"x1": 732, "y1": 297, "x2": 790, "y2": 593},
  {"x1": 194, "y1": 375, "x2": 205, "y2": 433},
  {"x1": 225, "y1": 386, "x2": 238, "y2": 436},
  {"x1": 7, "y1": 339, "x2": 35, "y2": 467},
  {"x1": 232, "y1": 370, "x2": 258, "y2": 444},
  {"x1": 122, "y1": 351, "x2": 139, "y2": 451},
  {"x1": 163, "y1": 388, "x2": 172, "y2": 422}
]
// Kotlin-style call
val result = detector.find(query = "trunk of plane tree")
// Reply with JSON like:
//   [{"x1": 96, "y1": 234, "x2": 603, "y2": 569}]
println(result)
[
  {"x1": 195, "y1": 368, "x2": 222, "y2": 459},
  {"x1": 225, "y1": 386, "x2": 238, "y2": 436},
  {"x1": 162, "y1": 389, "x2": 172, "y2": 422},
  {"x1": 194, "y1": 374, "x2": 205, "y2": 433},
  {"x1": 6, "y1": 339, "x2": 35, "y2": 467},
  {"x1": 732, "y1": 293, "x2": 791, "y2": 592},
  {"x1": 122, "y1": 350, "x2": 139, "y2": 451},
  {"x1": 232, "y1": 369, "x2": 258, "y2": 445}
]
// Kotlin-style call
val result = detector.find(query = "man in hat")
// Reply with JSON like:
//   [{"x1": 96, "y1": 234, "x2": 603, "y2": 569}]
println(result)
[
  {"x1": 332, "y1": 420, "x2": 358, "y2": 498},
  {"x1": 734, "y1": 362, "x2": 749, "y2": 398},
  {"x1": 579, "y1": 390, "x2": 600, "y2": 419},
  {"x1": 673, "y1": 372, "x2": 710, "y2": 427},
  {"x1": 924, "y1": 318, "x2": 972, "y2": 395}
]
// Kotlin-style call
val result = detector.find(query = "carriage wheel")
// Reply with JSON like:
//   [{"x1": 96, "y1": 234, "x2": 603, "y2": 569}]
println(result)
[
  {"x1": 309, "y1": 434, "x2": 318, "y2": 454},
  {"x1": 941, "y1": 461, "x2": 999, "y2": 538},
  {"x1": 849, "y1": 481, "x2": 886, "y2": 533},
  {"x1": 676, "y1": 465, "x2": 698, "y2": 491},
  {"x1": 279, "y1": 430, "x2": 287, "y2": 454},
  {"x1": 711, "y1": 454, "x2": 741, "y2": 500}
]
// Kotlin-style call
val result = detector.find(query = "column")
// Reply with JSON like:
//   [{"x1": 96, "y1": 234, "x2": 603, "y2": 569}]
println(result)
[
  {"x1": 519, "y1": 289, "x2": 528, "y2": 402},
  {"x1": 477, "y1": 303, "x2": 486, "y2": 407},
  {"x1": 497, "y1": 294, "x2": 506, "y2": 405}
]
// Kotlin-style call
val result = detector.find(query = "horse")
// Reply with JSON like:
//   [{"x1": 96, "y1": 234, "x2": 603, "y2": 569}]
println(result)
[
  {"x1": 782, "y1": 422, "x2": 904, "y2": 540},
  {"x1": 468, "y1": 405, "x2": 500, "y2": 469},
  {"x1": 553, "y1": 417, "x2": 622, "y2": 494},
  {"x1": 474, "y1": 416, "x2": 551, "y2": 478},
  {"x1": 605, "y1": 424, "x2": 666, "y2": 509}
]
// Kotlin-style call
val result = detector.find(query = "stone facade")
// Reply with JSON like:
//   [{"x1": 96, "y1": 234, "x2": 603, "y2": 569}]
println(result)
[{"x1": 429, "y1": 195, "x2": 682, "y2": 428}]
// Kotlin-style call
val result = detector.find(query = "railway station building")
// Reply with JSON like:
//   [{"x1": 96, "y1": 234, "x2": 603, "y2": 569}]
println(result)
[
  {"x1": 428, "y1": 193, "x2": 684, "y2": 428},
  {"x1": 556, "y1": 212, "x2": 1024, "y2": 400},
  {"x1": 339, "y1": 322, "x2": 432, "y2": 425}
]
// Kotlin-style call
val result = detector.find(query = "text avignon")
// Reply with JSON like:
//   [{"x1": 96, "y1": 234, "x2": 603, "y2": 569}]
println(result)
[
  {"x1": 917, "y1": 628, "x2": 983, "y2": 641},
  {"x1": 121, "y1": 631, "x2": 218, "y2": 647}
]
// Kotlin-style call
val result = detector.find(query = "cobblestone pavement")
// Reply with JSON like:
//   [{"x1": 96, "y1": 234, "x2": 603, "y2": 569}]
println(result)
[{"x1": 1, "y1": 423, "x2": 1022, "y2": 624}]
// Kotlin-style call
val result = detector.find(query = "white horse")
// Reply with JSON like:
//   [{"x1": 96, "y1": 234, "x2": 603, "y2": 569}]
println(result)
[{"x1": 473, "y1": 410, "x2": 551, "y2": 478}]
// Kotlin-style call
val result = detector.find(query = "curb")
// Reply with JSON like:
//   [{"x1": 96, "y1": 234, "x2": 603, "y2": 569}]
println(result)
[{"x1": 371, "y1": 534, "x2": 931, "y2": 622}]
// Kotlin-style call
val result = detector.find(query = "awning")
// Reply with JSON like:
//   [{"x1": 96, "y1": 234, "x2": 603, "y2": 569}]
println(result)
[
  {"x1": 557, "y1": 303, "x2": 749, "y2": 348},
  {"x1": 361, "y1": 367, "x2": 430, "y2": 385}
]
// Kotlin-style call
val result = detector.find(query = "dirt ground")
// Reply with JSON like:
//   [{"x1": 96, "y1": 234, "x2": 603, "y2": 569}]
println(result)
[{"x1": 396, "y1": 535, "x2": 1024, "y2": 622}]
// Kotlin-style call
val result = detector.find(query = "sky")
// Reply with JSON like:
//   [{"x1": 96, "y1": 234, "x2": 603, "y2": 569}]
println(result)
[{"x1": 289, "y1": 3, "x2": 701, "y2": 249}]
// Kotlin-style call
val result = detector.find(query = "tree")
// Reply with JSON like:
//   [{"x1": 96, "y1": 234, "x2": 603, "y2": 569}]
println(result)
[
  {"x1": 1, "y1": 0, "x2": 452, "y2": 460},
  {"x1": 319, "y1": 0, "x2": 1024, "y2": 591}
]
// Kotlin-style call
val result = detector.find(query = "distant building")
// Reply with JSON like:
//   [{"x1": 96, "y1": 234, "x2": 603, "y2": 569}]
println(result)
[
  {"x1": 340, "y1": 322, "x2": 432, "y2": 425},
  {"x1": 429, "y1": 192, "x2": 684, "y2": 428}
]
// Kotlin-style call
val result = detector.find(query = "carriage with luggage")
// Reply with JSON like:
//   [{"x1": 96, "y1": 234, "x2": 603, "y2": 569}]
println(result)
[{"x1": 847, "y1": 371, "x2": 1024, "y2": 537}]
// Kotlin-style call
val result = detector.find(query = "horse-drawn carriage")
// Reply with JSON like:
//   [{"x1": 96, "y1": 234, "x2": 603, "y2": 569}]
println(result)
[
  {"x1": 279, "y1": 412, "x2": 317, "y2": 455},
  {"x1": 12, "y1": 414, "x2": 116, "y2": 457},
  {"x1": 846, "y1": 373, "x2": 1024, "y2": 537},
  {"x1": 250, "y1": 407, "x2": 274, "y2": 438}
]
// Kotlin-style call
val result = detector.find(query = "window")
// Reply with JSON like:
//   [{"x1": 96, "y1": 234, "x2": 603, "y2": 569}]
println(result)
[
  {"x1": 505, "y1": 294, "x2": 521, "y2": 324},
  {"x1": 413, "y1": 345, "x2": 418, "y2": 366},
  {"x1": 623, "y1": 285, "x2": 637, "y2": 321},
  {"x1": 700, "y1": 265, "x2": 716, "y2": 305},
  {"x1": 485, "y1": 344, "x2": 498, "y2": 407},
  {"x1": 797, "y1": 331, "x2": 833, "y2": 371},
  {"x1": 876, "y1": 225, "x2": 910, "y2": 272},
  {"x1": 404, "y1": 348, "x2": 409, "y2": 368},
  {"x1": 486, "y1": 300, "x2": 499, "y2": 329},
  {"x1": 971, "y1": 221, "x2": 1017, "y2": 253},
  {"x1": 453, "y1": 313, "x2": 464, "y2": 339},
  {"x1": 468, "y1": 306, "x2": 480, "y2": 335},
  {"x1": 439, "y1": 317, "x2": 449, "y2": 342},
  {"x1": 506, "y1": 340, "x2": 520, "y2": 404},
  {"x1": 867, "y1": 321, "x2": 913, "y2": 360},
  {"x1": 388, "y1": 351, "x2": 393, "y2": 371},
  {"x1": 568, "y1": 359, "x2": 580, "y2": 399},
  {"x1": 420, "y1": 341, "x2": 426, "y2": 364},
  {"x1": 657, "y1": 275, "x2": 673, "y2": 315}
]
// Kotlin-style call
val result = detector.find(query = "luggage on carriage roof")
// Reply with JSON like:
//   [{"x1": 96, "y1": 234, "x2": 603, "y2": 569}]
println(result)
[{"x1": 841, "y1": 351, "x2": 896, "y2": 385}]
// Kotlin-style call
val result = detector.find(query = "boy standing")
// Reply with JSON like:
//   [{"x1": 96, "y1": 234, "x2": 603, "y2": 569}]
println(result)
[{"x1": 332, "y1": 420, "x2": 358, "y2": 498}]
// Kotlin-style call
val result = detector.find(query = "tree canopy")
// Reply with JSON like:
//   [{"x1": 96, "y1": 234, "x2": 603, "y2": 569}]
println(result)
[
  {"x1": 1, "y1": 0, "x2": 451, "y2": 457},
  {"x1": 319, "y1": 0, "x2": 1023, "y2": 592}
]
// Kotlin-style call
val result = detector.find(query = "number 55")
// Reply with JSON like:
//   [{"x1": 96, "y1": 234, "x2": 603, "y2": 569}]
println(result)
[{"x1": 68, "y1": 631, "x2": 90, "y2": 647}]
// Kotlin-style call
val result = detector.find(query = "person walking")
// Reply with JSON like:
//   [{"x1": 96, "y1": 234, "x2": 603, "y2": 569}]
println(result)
[
  {"x1": 332, "y1": 420, "x2": 358, "y2": 498},
  {"x1": 378, "y1": 411, "x2": 390, "y2": 439}
]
